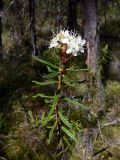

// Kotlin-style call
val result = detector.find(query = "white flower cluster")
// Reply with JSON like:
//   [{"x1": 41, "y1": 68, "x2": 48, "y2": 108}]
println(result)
[{"x1": 49, "y1": 29, "x2": 86, "y2": 56}]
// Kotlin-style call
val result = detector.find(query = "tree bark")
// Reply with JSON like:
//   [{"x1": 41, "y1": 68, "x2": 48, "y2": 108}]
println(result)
[
  {"x1": 0, "y1": 0, "x2": 3, "y2": 61},
  {"x1": 83, "y1": 0, "x2": 105, "y2": 111},
  {"x1": 12, "y1": 0, "x2": 25, "y2": 45},
  {"x1": 29, "y1": 0, "x2": 38, "y2": 56},
  {"x1": 67, "y1": 0, "x2": 77, "y2": 30},
  {"x1": 83, "y1": 0, "x2": 98, "y2": 70},
  {"x1": 82, "y1": 0, "x2": 105, "y2": 159}
]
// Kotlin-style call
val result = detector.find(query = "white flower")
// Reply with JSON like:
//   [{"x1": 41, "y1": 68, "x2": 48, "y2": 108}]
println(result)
[
  {"x1": 49, "y1": 29, "x2": 86, "y2": 56},
  {"x1": 66, "y1": 48, "x2": 72, "y2": 54},
  {"x1": 49, "y1": 37, "x2": 59, "y2": 48}
]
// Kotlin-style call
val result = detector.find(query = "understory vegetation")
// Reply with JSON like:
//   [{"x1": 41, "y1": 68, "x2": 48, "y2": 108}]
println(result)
[{"x1": 0, "y1": 0, "x2": 120, "y2": 160}]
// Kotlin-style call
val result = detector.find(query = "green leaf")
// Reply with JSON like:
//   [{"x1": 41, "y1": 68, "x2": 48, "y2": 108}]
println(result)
[
  {"x1": 63, "y1": 76, "x2": 74, "y2": 87},
  {"x1": 64, "y1": 98, "x2": 87, "y2": 109},
  {"x1": 55, "y1": 151, "x2": 63, "y2": 158},
  {"x1": 63, "y1": 136, "x2": 71, "y2": 147},
  {"x1": 47, "y1": 66, "x2": 57, "y2": 73},
  {"x1": 45, "y1": 99, "x2": 53, "y2": 104},
  {"x1": 66, "y1": 68, "x2": 89, "y2": 72},
  {"x1": 28, "y1": 111, "x2": 35, "y2": 123},
  {"x1": 53, "y1": 94, "x2": 60, "y2": 104},
  {"x1": 61, "y1": 126, "x2": 77, "y2": 142},
  {"x1": 32, "y1": 80, "x2": 57, "y2": 86},
  {"x1": 45, "y1": 72, "x2": 58, "y2": 79},
  {"x1": 41, "y1": 112, "x2": 45, "y2": 121},
  {"x1": 41, "y1": 94, "x2": 59, "y2": 126},
  {"x1": 41, "y1": 105, "x2": 55, "y2": 126},
  {"x1": 33, "y1": 93, "x2": 54, "y2": 99},
  {"x1": 104, "y1": 44, "x2": 108, "y2": 51},
  {"x1": 48, "y1": 121, "x2": 57, "y2": 144},
  {"x1": 58, "y1": 111, "x2": 72, "y2": 129},
  {"x1": 34, "y1": 57, "x2": 58, "y2": 69}
]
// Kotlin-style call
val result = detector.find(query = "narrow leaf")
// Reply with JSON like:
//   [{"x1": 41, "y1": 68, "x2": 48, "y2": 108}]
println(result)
[
  {"x1": 63, "y1": 136, "x2": 71, "y2": 147},
  {"x1": 28, "y1": 111, "x2": 35, "y2": 123},
  {"x1": 47, "y1": 66, "x2": 57, "y2": 73},
  {"x1": 64, "y1": 98, "x2": 86, "y2": 109},
  {"x1": 53, "y1": 94, "x2": 60, "y2": 104},
  {"x1": 66, "y1": 68, "x2": 89, "y2": 72},
  {"x1": 32, "y1": 80, "x2": 57, "y2": 86},
  {"x1": 34, "y1": 57, "x2": 58, "y2": 69},
  {"x1": 61, "y1": 126, "x2": 77, "y2": 142},
  {"x1": 33, "y1": 93, "x2": 54, "y2": 99},
  {"x1": 56, "y1": 151, "x2": 63, "y2": 158},
  {"x1": 41, "y1": 105, "x2": 55, "y2": 126},
  {"x1": 48, "y1": 121, "x2": 57, "y2": 144},
  {"x1": 63, "y1": 76, "x2": 74, "y2": 87},
  {"x1": 58, "y1": 111, "x2": 72, "y2": 129},
  {"x1": 45, "y1": 72, "x2": 58, "y2": 79},
  {"x1": 42, "y1": 94, "x2": 59, "y2": 126}
]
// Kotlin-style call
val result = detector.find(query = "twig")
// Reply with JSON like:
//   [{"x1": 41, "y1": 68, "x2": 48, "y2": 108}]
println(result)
[
  {"x1": 0, "y1": 157, "x2": 7, "y2": 160},
  {"x1": 0, "y1": 0, "x2": 15, "y2": 17},
  {"x1": 30, "y1": 147, "x2": 41, "y2": 160},
  {"x1": 102, "y1": 118, "x2": 120, "y2": 128},
  {"x1": 97, "y1": 120, "x2": 104, "y2": 143},
  {"x1": 107, "y1": 150, "x2": 120, "y2": 160},
  {"x1": 92, "y1": 146, "x2": 109, "y2": 157}
]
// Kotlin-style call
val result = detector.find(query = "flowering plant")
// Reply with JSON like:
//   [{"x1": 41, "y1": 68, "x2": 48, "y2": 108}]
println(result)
[{"x1": 32, "y1": 29, "x2": 87, "y2": 159}]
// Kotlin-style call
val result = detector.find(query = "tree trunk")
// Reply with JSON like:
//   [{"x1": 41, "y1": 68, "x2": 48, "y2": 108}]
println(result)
[
  {"x1": 67, "y1": 0, "x2": 77, "y2": 30},
  {"x1": 83, "y1": 0, "x2": 105, "y2": 111},
  {"x1": 13, "y1": 0, "x2": 25, "y2": 45},
  {"x1": 86, "y1": 0, "x2": 105, "y2": 111},
  {"x1": 82, "y1": 0, "x2": 105, "y2": 159},
  {"x1": 29, "y1": 0, "x2": 38, "y2": 56},
  {"x1": 0, "y1": 0, "x2": 3, "y2": 61},
  {"x1": 83, "y1": 0, "x2": 98, "y2": 70}
]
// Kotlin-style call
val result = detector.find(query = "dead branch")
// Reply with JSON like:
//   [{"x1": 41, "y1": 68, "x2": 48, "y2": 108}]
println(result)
[{"x1": 102, "y1": 118, "x2": 120, "y2": 128}]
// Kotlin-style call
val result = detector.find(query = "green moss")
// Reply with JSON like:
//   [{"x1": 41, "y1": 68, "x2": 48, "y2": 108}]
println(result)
[{"x1": 106, "y1": 80, "x2": 120, "y2": 97}]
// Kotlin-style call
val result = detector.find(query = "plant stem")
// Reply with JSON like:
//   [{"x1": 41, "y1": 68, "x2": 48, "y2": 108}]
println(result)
[
  {"x1": 56, "y1": 66, "x2": 65, "y2": 149},
  {"x1": 55, "y1": 48, "x2": 68, "y2": 158}
]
